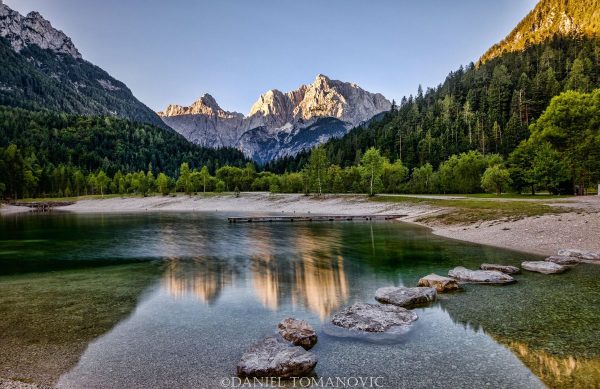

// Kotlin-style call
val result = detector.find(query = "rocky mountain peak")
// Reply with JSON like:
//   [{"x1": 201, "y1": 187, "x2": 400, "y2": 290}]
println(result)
[
  {"x1": 0, "y1": 3, "x2": 81, "y2": 59},
  {"x1": 480, "y1": 0, "x2": 599, "y2": 63},
  {"x1": 159, "y1": 74, "x2": 391, "y2": 162},
  {"x1": 158, "y1": 94, "x2": 243, "y2": 119}
]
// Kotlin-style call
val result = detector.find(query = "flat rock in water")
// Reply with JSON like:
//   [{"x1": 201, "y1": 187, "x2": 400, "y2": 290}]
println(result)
[
  {"x1": 544, "y1": 255, "x2": 580, "y2": 266},
  {"x1": 480, "y1": 263, "x2": 520, "y2": 274},
  {"x1": 522, "y1": 261, "x2": 567, "y2": 274},
  {"x1": 237, "y1": 336, "x2": 317, "y2": 378},
  {"x1": 558, "y1": 249, "x2": 600, "y2": 261},
  {"x1": 374, "y1": 286, "x2": 436, "y2": 308},
  {"x1": 448, "y1": 266, "x2": 515, "y2": 284},
  {"x1": 417, "y1": 273, "x2": 461, "y2": 293},
  {"x1": 331, "y1": 302, "x2": 418, "y2": 333},
  {"x1": 277, "y1": 318, "x2": 317, "y2": 350}
]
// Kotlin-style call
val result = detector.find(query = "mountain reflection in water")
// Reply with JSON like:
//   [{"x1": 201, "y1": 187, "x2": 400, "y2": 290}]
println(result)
[{"x1": 162, "y1": 229, "x2": 350, "y2": 319}]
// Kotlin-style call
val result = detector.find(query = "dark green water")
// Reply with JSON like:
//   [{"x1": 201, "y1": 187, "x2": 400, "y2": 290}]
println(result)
[{"x1": 0, "y1": 212, "x2": 598, "y2": 389}]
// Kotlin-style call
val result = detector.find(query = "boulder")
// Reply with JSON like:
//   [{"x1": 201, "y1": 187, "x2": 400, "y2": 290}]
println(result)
[
  {"x1": 374, "y1": 286, "x2": 436, "y2": 308},
  {"x1": 277, "y1": 318, "x2": 317, "y2": 350},
  {"x1": 448, "y1": 266, "x2": 515, "y2": 284},
  {"x1": 417, "y1": 273, "x2": 461, "y2": 293},
  {"x1": 557, "y1": 249, "x2": 600, "y2": 261},
  {"x1": 331, "y1": 302, "x2": 418, "y2": 333},
  {"x1": 237, "y1": 336, "x2": 317, "y2": 378},
  {"x1": 522, "y1": 261, "x2": 567, "y2": 274},
  {"x1": 544, "y1": 255, "x2": 580, "y2": 266},
  {"x1": 480, "y1": 263, "x2": 520, "y2": 274}
]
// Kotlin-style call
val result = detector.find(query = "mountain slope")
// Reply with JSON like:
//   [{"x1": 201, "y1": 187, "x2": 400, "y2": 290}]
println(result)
[
  {"x1": 0, "y1": 106, "x2": 250, "y2": 197},
  {"x1": 481, "y1": 0, "x2": 600, "y2": 63},
  {"x1": 0, "y1": 3, "x2": 167, "y2": 128},
  {"x1": 159, "y1": 74, "x2": 391, "y2": 163}
]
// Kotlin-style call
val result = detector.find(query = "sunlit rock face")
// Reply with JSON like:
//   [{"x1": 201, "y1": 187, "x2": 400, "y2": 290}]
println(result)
[
  {"x1": 0, "y1": 4, "x2": 81, "y2": 58},
  {"x1": 159, "y1": 74, "x2": 391, "y2": 163}
]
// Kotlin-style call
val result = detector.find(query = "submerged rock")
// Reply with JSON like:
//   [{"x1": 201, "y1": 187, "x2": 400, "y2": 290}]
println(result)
[
  {"x1": 277, "y1": 318, "x2": 317, "y2": 350},
  {"x1": 480, "y1": 263, "x2": 520, "y2": 274},
  {"x1": 558, "y1": 249, "x2": 600, "y2": 261},
  {"x1": 522, "y1": 261, "x2": 567, "y2": 274},
  {"x1": 237, "y1": 336, "x2": 317, "y2": 378},
  {"x1": 331, "y1": 302, "x2": 418, "y2": 333},
  {"x1": 448, "y1": 266, "x2": 515, "y2": 284},
  {"x1": 417, "y1": 273, "x2": 461, "y2": 293},
  {"x1": 544, "y1": 255, "x2": 580, "y2": 266},
  {"x1": 374, "y1": 286, "x2": 436, "y2": 308}
]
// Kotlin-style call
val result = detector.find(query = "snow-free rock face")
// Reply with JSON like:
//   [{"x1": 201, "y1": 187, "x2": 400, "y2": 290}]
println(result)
[
  {"x1": 0, "y1": 4, "x2": 81, "y2": 58},
  {"x1": 158, "y1": 74, "x2": 391, "y2": 162},
  {"x1": 0, "y1": 3, "x2": 167, "y2": 128}
]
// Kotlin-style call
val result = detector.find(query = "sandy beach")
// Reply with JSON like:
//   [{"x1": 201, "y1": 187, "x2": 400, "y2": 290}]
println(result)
[{"x1": 2, "y1": 193, "x2": 599, "y2": 256}]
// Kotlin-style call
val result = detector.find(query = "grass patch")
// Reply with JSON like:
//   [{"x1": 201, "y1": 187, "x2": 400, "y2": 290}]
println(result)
[{"x1": 373, "y1": 195, "x2": 572, "y2": 225}]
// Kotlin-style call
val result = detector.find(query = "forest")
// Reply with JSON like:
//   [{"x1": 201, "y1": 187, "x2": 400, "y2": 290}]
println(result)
[
  {"x1": 0, "y1": 107, "x2": 249, "y2": 199},
  {"x1": 2, "y1": 88, "x2": 596, "y2": 199}
]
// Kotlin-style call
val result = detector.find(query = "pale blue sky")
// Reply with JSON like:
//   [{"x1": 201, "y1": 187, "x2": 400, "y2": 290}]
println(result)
[{"x1": 6, "y1": 0, "x2": 538, "y2": 113}]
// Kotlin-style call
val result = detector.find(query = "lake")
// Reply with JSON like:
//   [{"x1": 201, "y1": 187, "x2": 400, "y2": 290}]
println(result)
[{"x1": 0, "y1": 212, "x2": 598, "y2": 388}]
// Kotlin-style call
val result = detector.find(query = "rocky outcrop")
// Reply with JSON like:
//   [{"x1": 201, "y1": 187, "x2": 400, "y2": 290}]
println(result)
[
  {"x1": 448, "y1": 266, "x2": 516, "y2": 284},
  {"x1": 544, "y1": 255, "x2": 580, "y2": 266},
  {"x1": 522, "y1": 261, "x2": 567, "y2": 274},
  {"x1": 480, "y1": 264, "x2": 521, "y2": 274},
  {"x1": 0, "y1": 3, "x2": 168, "y2": 128},
  {"x1": 237, "y1": 336, "x2": 317, "y2": 378},
  {"x1": 158, "y1": 74, "x2": 391, "y2": 162},
  {"x1": 277, "y1": 318, "x2": 317, "y2": 350},
  {"x1": 0, "y1": 4, "x2": 81, "y2": 58},
  {"x1": 330, "y1": 302, "x2": 418, "y2": 333},
  {"x1": 374, "y1": 286, "x2": 436, "y2": 308},
  {"x1": 558, "y1": 249, "x2": 600, "y2": 261},
  {"x1": 417, "y1": 274, "x2": 461, "y2": 293}
]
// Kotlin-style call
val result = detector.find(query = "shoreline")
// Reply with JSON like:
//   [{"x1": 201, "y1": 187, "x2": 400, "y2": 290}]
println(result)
[{"x1": 2, "y1": 193, "x2": 599, "y2": 256}]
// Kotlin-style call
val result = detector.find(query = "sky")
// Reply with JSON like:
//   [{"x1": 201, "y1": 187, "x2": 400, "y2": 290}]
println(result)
[{"x1": 6, "y1": 0, "x2": 538, "y2": 114}]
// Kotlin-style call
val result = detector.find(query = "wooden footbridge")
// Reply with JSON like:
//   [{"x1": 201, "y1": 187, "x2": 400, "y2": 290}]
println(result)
[{"x1": 228, "y1": 214, "x2": 406, "y2": 223}]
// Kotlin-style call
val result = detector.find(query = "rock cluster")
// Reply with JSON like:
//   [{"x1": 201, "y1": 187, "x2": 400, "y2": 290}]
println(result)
[
  {"x1": 374, "y1": 286, "x2": 436, "y2": 308},
  {"x1": 0, "y1": 4, "x2": 81, "y2": 58},
  {"x1": 277, "y1": 318, "x2": 317, "y2": 350},
  {"x1": 448, "y1": 266, "x2": 516, "y2": 284},
  {"x1": 544, "y1": 255, "x2": 580, "y2": 266},
  {"x1": 480, "y1": 263, "x2": 520, "y2": 274},
  {"x1": 521, "y1": 261, "x2": 567, "y2": 274},
  {"x1": 237, "y1": 318, "x2": 318, "y2": 378},
  {"x1": 237, "y1": 336, "x2": 317, "y2": 378},
  {"x1": 417, "y1": 273, "x2": 460, "y2": 292},
  {"x1": 330, "y1": 302, "x2": 418, "y2": 333},
  {"x1": 558, "y1": 249, "x2": 600, "y2": 262}
]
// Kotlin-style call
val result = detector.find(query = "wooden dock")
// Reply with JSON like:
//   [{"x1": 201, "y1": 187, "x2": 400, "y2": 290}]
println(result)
[{"x1": 228, "y1": 214, "x2": 406, "y2": 223}]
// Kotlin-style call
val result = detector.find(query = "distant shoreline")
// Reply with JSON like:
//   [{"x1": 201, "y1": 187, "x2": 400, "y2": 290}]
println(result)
[{"x1": 2, "y1": 193, "x2": 599, "y2": 257}]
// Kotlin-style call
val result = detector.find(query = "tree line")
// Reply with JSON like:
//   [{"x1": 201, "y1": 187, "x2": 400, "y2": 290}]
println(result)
[
  {"x1": 1, "y1": 89, "x2": 598, "y2": 199},
  {"x1": 0, "y1": 106, "x2": 250, "y2": 199}
]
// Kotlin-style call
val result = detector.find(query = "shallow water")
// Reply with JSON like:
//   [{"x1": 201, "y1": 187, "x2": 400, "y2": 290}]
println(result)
[{"x1": 0, "y1": 212, "x2": 598, "y2": 388}]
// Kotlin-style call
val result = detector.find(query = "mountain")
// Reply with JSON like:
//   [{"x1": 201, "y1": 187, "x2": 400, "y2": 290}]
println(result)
[
  {"x1": 0, "y1": 3, "x2": 167, "y2": 128},
  {"x1": 159, "y1": 74, "x2": 391, "y2": 163},
  {"x1": 266, "y1": 0, "x2": 600, "y2": 173},
  {"x1": 481, "y1": 0, "x2": 600, "y2": 63}
]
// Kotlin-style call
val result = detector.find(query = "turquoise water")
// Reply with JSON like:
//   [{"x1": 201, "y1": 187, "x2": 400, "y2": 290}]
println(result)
[{"x1": 0, "y1": 212, "x2": 598, "y2": 388}]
